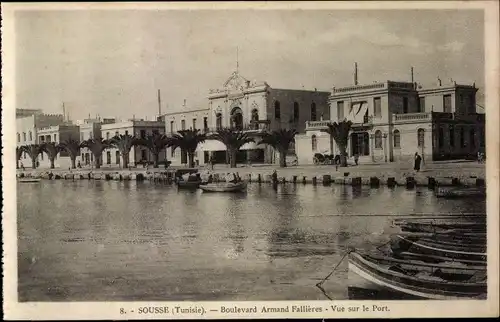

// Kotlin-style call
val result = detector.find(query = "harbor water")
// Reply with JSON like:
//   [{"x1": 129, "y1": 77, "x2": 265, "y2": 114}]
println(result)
[{"x1": 17, "y1": 180, "x2": 486, "y2": 301}]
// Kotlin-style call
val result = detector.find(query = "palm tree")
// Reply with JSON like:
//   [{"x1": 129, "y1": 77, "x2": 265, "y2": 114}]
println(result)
[
  {"x1": 209, "y1": 128, "x2": 254, "y2": 168},
  {"x1": 16, "y1": 147, "x2": 23, "y2": 169},
  {"x1": 168, "y1": 129, "x2": 206, "y2": 168},
  {"x1": 258, "y1": 129, "x2": 297, "y2": 168},
  {"x1": 81, "y1": 138, "x2": 111, "y2": 169},
  {"x1": 136, "y1": 133, "x2": 172, "y2": 168},
  {"x1": 40, "y1": 142, "x2": 62, "y2": 169},
  {"x1": 109, "y1": 134, "x2": 139, "y2": 168},
  {"x1": 325, "y1": 120, "x2": 353, "y2": 167},
  {"x1": 58, "y1": 138, "x2": 82, "y2": 169},
  {"x1": 22, "y1": 144, "x2": 42, "y2": 169}
]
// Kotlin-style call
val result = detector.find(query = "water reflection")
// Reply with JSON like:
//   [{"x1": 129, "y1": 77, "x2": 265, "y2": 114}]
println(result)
[{"x1": 17, "y1": 181, "x2": 486, "y2": 301}]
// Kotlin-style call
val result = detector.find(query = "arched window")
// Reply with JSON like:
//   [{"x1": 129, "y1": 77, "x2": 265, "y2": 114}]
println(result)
[
  {"x1": 215, "y1": 113, "x2": 222, "y2": 130},
  {"x1": 29, "y1": 131, "x2": 33, "y2": 141},
  {"x1": 181, "y1": 120, "x2": 186, "y2": 130},
  {"x1": 230, "y1": 107, "x2": 243, "y2": 130},
  {"x1": 393, "y1": 130, "x2": 401, "y2": 148},
  {"x1": 17, "y1": 133, "x2": 20, "y2": 143},
  {"x1": 311, "y1": 135, "x2": 317, "y2": 151},
  {"x1": 417, "y1": 128, "x2": 425, "y2": 147},
  {"x1": 293, "y1": 102, "x2": 299, "y2": 122},
  {"x1": 449, "y1": 125, "x2": 455, "y2": 147},
  {"x1": 23, "y1": 132, "x2": 26, "y2": 142},
  {"x1": 375, "y1": 130, "x2": 382, "y2": 148},
  {"x1": 274, "y1": 101, "x2": 281, "y2": 119},
  {"x1": 469, "y1": 128, "x2": 476, "y2": 148},
  {"x1": 251, "y1": 109, "x2": 259, "y2": 130},
  {"x1": 460, "y1": 127, "x2": 465, "y2": 147},
  {"x1": 311, "y1": 102, "x2": 317, "y2": 121}
]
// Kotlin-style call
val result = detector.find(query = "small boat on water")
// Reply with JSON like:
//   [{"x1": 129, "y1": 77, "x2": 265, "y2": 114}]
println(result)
[
  {"x1": 435, "y1": 187, "x2": 486, "y2": 199},
  {"x1": 18, "y1": 178, "x2": 41, "y2": 183},
  {"x1": 176, "y1": 180, "x2": 202, "y2": 189},
  {"x1": 199, "y1": 181, "x2": 247, "y2": 193},
  {"x1": 394, "y1": 220, "x2": 486, "y2": 234},
  {"x1": 391, "y1": 235, "x2": 487, "y2": 262},
  {"x1": 393, "y1": 251, "x2": 487, "y2": 266},
  {"x1": 348, "y1": 251, "x2": 486, "y2": 300}
]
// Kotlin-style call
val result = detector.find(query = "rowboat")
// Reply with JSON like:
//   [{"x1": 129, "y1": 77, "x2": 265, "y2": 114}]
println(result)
[
  {"x1": 18, "y1": 178, "x2": 41, "y2": 183},
  {"x1": 392, "y1": 251, "x2": 487, "y2": 266},
  {"x1": 199, "y1": 181, "x2": 247, "y2": 193},
  {"x1": 176, "y1": 180, "x2": 202, "y2": 189},
  {"x1": 394, "y1": 221, "x2": 486, "y2": 234},
  {"x1": 435, "y1": 187, "x2": 486, "y2": 199},
  {"x1": 348, "y1": 251, "x2": 486, "y2": 300},
  {"x1": 391, "y1": 235, "x2": 487, "y2": 262}
]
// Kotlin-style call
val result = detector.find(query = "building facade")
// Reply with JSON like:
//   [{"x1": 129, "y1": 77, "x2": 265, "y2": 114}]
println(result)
[
  {"x1": 37, "y1": 124, "x2": 80, "y2": 168},
  {"x1": 100, "y1": 119, "x2": 166, "y2": 167},
  {"x1": 164, "y1": 70, "x2": 330, "y2": 166},
  {"x1": 296, "y1": 79, "x2": 485, "y2": 165}
]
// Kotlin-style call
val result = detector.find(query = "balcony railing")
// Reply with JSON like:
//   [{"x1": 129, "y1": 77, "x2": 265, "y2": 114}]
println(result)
[
  {"x1": 306, "y1": 116, "x2": 373, "y2": 130},
  {"x1": 393, "y1": 112, "x2": 432, "y2": 122},
  {"x1": 167, "y1": 122, "x2": 270, "y2": 135}
]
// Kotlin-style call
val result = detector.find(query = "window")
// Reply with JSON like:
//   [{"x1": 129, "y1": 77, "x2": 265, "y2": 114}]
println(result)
[
  {"x1": 23, "y1": 132, "x2": 26, "y2": 142},
  {"x1": 192, "y1": 119, "x2": 197, "y2": 130},
  {"x1": 106, "y1": 132, "x2": 110, "y2": 140},
  {"x1": 449, "y1": 125, "x2": 455, "y2": 147},
  {"x1": 373, "y1": 97, "x2": 382, "y2": 118},
  {"x1": 311, "y1": 103, "x2": 317, "y2": 121},
  {"x1": 106, "y1": 151, "x2": 111, "y2": 164},
  {"x1": 171, "y1": 147, "x2": 175, "y2": 158},
  {"x1": 203, "y1": 117, "x2": 208, "y2": 130},
  {"x1": 375, "y1": 131, "x2": 383, "y2": 148},
  {"x1": 351, "y1": 132, "x2": 370, "y2": 156},
  {"x1": 470, "y1": 128, "x2": 476, "y2": 148},
  {"x1": 17, "y1": 133, "x2": 20, "y2": 142},
  {"x1": 141, "y1": 149, "x2": 147, "y2": 161},
  {"x1": 170, "y1": 121, "x2": 174, "y2": 133},
  {"x1": 311, "y1": 135, "x2": 317, "y2": 151},
  {"x1": 417, "y1": 129, "x2": 425, "y2": 147},
  {"x1": 251, "y1": 109, "x2": 259, "y2": 130},
  {"x1": 418, "y1": 97, "x2": 426, "y2": 113},
  {"x1": 89, "y1": 132, "x2": 93, "y2": 139},
  {"x1": 181, "y1": 120, "x2": 186, "y2": 130},
  {"x1": 443, "y1": 94, "x2": 452, "y2": 113},
  {"x1": 40, "y1": 136, "x2": 45, "y2": 142},
  {"x1": 53, "y1": 134, "x2": 57, "y2": 142},
  {"x1": 29, "y1": 131, "x2": 33, "y2": 141},
  {"x1": 115, "y1": 151, "x2": 120, "y2": 164},
  {"x1": 293, "y1": 102, "x2": 299, "y2": 122},
  {"x1": 337, "y1": 101, "x2": 344, "y2": 120},
  {"x1": 402, "y1": 97, "x2": 409, "y2": 113},
  {"x1": 460, "y1": 127, "x2": 465, "y2": 147},
  {"x1": 216, "y1": 113, "x2": 222, "y2": 130},
  {"x1": 125, "y1": 130, "x2": 129, "y2": 136},
  {"x1": 438, "y1": 126, "x2": 444, "y2": 148},
  {"x1": 393, "y1": 130, "x2": 400, "y2": 148},
  {"x1": 46, "y1": 135, "x2": 51, "y2": 143},
  {"x1": 274, "y1": 101, "x2": 281, "y2": 119}
]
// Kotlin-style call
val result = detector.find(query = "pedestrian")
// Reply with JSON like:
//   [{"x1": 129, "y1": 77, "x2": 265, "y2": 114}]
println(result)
[
  {"x1": 413, "y1": 152, "x2": 422, "y2": 172},
  {"x1": 210, "y1": 155, "x2": 215, "y2": 170},
  {"x1": 271, "y1": 170, "x2": 278, "y2": 184},
  {"x1": 354, "y1": 154, "x2": 359, "y2": 166}
]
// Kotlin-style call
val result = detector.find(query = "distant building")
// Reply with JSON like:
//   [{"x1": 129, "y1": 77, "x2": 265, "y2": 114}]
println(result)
[
  {"x1": 100, "y1": 119, "x2": 166, "y2": 167},
  {"x1": 296, "y1": 78, "x2": 485, "y2": 165},
  {"x1": 37, "y1": 124, "x2": 80, "y2": 168},
  {"x1": 16, "y1": 108, "x2": 43, "y2": 118},
  {"x1": 164, "y1": 70, "x2": 330, "y2": 166},
  {"x1": 78, "y1": 119, "x2": 105, "y2": 167}
]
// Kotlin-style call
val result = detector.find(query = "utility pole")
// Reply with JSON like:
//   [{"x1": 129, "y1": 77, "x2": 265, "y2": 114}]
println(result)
[{"x1": 157, "y1": 89, "x2": 162, "y2": 116}]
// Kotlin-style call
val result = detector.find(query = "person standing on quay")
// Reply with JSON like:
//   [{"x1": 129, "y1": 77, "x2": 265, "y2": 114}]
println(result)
[{"x1": 414, "y1": 152, "x2": 422, "y2": 172}]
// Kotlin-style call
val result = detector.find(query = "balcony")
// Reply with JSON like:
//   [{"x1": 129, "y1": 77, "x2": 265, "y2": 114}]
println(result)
[
  {"x1": 305, "y1": 116, "x2": 373, "y2": 131},
  {"x1": 393, "y1": 112, "x2": 432, "y2": 122},
  {"x1": 168, "y1": 121, "x2": 271, "y2": 136}
]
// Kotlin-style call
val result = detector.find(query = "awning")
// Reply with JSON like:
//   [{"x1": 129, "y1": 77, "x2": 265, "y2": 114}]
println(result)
[{"x1": 349, "y1": 102, "x2": 368, "y2": 124}]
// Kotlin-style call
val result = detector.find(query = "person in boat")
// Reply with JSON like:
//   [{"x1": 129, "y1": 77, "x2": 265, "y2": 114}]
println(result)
[{"x1": 413, "y1": 152, "x2": 422, "y2": 172}]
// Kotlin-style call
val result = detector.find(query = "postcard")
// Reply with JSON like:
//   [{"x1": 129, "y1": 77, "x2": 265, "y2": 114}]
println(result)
[{"x1": 2, "y1": 1, "x2": 499, "y2": 319}]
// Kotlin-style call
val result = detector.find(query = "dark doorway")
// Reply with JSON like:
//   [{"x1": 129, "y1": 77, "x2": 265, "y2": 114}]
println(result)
[{"x1": 350, "y1": 132, "x2": 370, "y2": 156}]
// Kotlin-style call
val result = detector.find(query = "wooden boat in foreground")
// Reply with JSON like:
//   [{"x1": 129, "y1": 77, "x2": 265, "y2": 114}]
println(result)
[
  {"x1": 18, "y1": 178, "x2": 41, "y2": 183},
  {"x1": 199, "y1": 181, "x2": 247, "y2": 193},
  {"x1": 435, "y1": 187, "x2": 486, "y2": 199},
  {"x1": 394, "y1": 221, "x2": 485, "y2": 234},
  {"x1": 348, "y1": 251, "x2": 486, "y2": 300},
  {"x1": 176, "y1": 180, "x2": 202, "y2": 189},
  {"x1": 391, "y1": 235, "x2": 487, "y2": 262}
]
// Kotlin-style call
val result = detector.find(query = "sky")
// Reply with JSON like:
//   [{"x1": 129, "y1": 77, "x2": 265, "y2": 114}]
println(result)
[{"x1": 15, "y1": 9, "x2": 485, "y2": 120}]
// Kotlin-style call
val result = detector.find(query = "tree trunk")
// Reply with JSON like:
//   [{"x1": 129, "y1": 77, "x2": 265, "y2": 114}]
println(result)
[
  {"x1": 153, "y1": 153, "x2": 159, "y2": 168},
  {"x1": 279, "y1": 147, "x2": 287, "y2": 168},
  {"x1": 122, "y1": 152, "x2": 129, "y2": 168},
  {"x1": 31, "y1": 158, "x2": 37, "y2": 169},
  {"x1": 339, "y1": 145, "x2": 348, "y2": 167},
  {"x1": 230, "y1": 149, "x2": 237, "y2": 168},
  {"x1": 225, "y1": 151, "x2": 230, "y2": 165},
  {"x1": 329, "y1": 135, "x2": 334, "y2": 156},
  {"x1": 70, "y1": 155, "x2": 76, "y2": 169},
  {"x1": 95, "y1": 154, "x2": 101, "y2": 169},
  {"x1": 16, "y1": 160, "x2": 19, "y2": 169},
  {"x1": 188, "y1": 152, "x2": 195, "y2": 168},
  {"x1": 49, "y1": 157, "x2": 55, "y2": 169}
]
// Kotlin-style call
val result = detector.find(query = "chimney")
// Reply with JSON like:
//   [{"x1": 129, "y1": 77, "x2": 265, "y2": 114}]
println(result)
[{"x1": 354, "y1": 62, "x2": 358, "y2": 85}]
